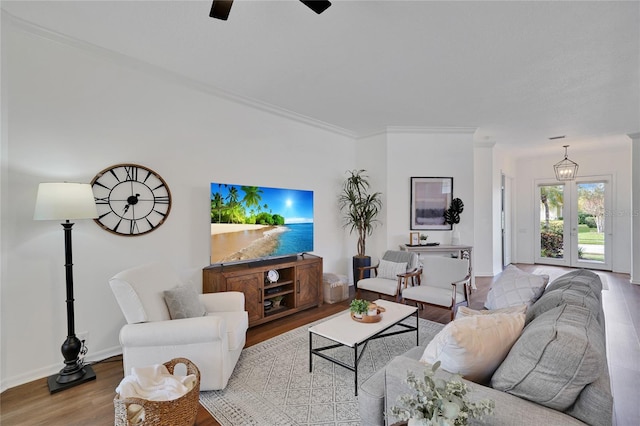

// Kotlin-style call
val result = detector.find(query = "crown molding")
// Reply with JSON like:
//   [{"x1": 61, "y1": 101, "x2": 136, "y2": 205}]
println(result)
[
  {"x1": 2, "y1": 11, "x2": 357, "y2": 139},
  {"x1": 385, "y1": 126, "x2": 477, "y2": 135},
  {"x1": 355, "y1": 126, "x2": 478, "y2": 140}
]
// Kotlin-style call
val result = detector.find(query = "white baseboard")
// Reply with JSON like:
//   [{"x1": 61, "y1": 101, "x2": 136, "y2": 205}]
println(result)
[
  {"x1": 474, "y1": 271, "x2": 497, "y2": 278},
  {"x1": 0, "y1": 346, "x2": 122, "y2": 393}
]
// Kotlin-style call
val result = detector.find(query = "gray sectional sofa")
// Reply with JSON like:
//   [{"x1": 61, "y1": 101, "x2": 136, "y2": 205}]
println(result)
[{"x1": 358, "y1": 269, "x2": 613, "y2": 426}]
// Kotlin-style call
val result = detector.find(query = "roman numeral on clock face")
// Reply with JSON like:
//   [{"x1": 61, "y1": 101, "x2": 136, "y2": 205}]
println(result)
[{"x1": 124, "y1": 166, "x2": 138, "y2": 182}]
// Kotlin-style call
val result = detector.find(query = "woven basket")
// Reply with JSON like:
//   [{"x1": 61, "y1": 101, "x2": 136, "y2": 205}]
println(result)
[{"x1": 114, "y1": 357, "x2": 200, "y2": 426}]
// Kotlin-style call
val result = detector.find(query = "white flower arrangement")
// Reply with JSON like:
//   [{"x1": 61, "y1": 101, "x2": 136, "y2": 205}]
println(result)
[{"x1": 389, "y1": 361, "x2": 495, "y2": 426}]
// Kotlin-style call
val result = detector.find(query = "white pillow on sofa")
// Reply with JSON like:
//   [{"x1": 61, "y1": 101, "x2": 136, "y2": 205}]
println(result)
[
  {"x1": 420, "y1": 312, "x2": 525, "y2": 384},
  {"x1": 485, "y1": 265, "x2": 549, "y2": 310}
]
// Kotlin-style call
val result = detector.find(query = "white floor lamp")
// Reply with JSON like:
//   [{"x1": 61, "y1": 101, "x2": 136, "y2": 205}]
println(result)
[{"x1": 34, "y1": 182, "x2": 98, "y2": 393}]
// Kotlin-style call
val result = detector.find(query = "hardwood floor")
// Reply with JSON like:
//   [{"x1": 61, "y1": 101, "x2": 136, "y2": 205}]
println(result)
[{"x1": 1, "y1": 264, "x2": 638, "y2": 425}]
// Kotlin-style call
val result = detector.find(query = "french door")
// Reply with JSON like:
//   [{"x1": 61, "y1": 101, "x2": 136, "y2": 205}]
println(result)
[{"x1": 535, "y1": 176, "x2": 612, "y2": 270}]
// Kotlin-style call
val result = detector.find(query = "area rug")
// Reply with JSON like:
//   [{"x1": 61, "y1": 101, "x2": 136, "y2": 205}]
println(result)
[{"x1": 200, "y1": 315, "x2": 444, "y2": 425}]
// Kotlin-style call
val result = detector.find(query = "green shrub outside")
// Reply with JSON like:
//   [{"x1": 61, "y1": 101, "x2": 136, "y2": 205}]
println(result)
[
  {"x1": 541, "y1": 220, "x2": 604, "y2": 258},
  {"x1": 578, "y1": 213, "x2": 597, "y2": 228},
  {"x1": 540, "y1": 220, "x2": 563, "y2": 258},
  {"x1": 584, "y1": 217, "x2": 597, "y2": 228}
]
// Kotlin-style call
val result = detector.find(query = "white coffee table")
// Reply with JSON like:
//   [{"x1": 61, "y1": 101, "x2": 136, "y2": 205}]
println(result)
[{"x1": 308, "y1": 299, "x2": 419, "y2": 395}]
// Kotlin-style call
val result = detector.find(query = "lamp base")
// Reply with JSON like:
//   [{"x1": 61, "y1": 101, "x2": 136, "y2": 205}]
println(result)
[{"x1": 47, "y1": 364, "x2": 96, "y2": 394}]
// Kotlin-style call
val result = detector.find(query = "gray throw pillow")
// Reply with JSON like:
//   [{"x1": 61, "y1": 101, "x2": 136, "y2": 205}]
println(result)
[
  {"x1": 164, "y1": 285, "x2": 206, "y2": 319},
  {"x1": 485, "y1": 265, "x2": 549, "y2": 310},
  {"x1": 491, "y1": 304, "x2": 605, "y2": 411}
]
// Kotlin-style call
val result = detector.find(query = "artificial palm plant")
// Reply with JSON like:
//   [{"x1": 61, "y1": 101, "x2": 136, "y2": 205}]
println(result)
[{"x1": 338, "y1": 169, "x2": 382, "y2": 257}]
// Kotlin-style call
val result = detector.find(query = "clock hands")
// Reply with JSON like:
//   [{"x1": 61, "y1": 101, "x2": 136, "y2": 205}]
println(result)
[{"x1": 123, "y1": 193, "x2": 140, "y2": 213}]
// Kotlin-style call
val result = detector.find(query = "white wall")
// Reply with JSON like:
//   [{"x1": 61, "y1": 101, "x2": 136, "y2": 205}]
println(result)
[
  {"x1": 1, "y1": 20, "x2": 355, "y2": 390},
  {"x1": 495, "y1": 146, "x2": 518, "y2": 268},
  {"x1": 513, "y1": 144, "x2": 632, "y2": 273},
  {"x1": 473, "y1": 143, "x2": 503, "y2": 276},
  {"x1": 631, "y1": 134, "x2": 640, "y2": 284},
  {"x1": 384, "y1": 129, "x2": 475, "y2": 261}
]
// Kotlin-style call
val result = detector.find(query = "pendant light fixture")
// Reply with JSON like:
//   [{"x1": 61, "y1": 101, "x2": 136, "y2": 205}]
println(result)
[{"x1": 554, "y1": 145, "x2": 579, "y2": 181}]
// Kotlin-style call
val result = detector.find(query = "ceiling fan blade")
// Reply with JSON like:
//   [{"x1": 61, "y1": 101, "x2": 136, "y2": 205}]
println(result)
[
  {"x1": 300, "y1": 1, "x2": 331, "y2": 15},
  {"x1": 210, "y1": 0, "x2": 234, "y2": 20}
]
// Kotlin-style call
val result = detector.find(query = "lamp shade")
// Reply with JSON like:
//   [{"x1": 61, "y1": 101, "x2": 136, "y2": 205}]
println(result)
[{"x1": 34, "y1": 182, "x2": 98, "y2": 220}]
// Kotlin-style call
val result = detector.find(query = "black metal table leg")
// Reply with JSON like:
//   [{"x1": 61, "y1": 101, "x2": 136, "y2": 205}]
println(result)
[
  {"x1": 416, "y1": 309, "x2": 419, "y2": 345},
  {"x1": 354, "y1": 342, "x2": 358, "y2": 396},
  {"x1": 309, "y1": 331, "x2": 312, "y2": 372}
]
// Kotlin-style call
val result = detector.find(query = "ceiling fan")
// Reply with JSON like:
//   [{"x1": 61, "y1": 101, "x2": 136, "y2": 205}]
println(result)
[{"x1": 210, "y1": 1, "x2": 332, "y2": 20}]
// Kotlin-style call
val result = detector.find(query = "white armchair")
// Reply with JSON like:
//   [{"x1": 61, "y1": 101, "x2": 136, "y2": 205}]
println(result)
[
  {"x1": 401, "y1": 256, "x2": 471, "y2": 321},
  {"x1": 109, "y1": 262, "x2": 248, "y2": 390},
  {"x1": 356, "y1": 250, "x2": 422, "y2": 301}
]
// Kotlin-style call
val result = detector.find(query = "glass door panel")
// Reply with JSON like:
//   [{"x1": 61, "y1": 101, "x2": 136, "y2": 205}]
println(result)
[
  {"x1": 537, "y1": 184, "x2": 569, "y2": 266},
  {"x1": 573, "y1": 180, "x2": 611, "y2": 270}
]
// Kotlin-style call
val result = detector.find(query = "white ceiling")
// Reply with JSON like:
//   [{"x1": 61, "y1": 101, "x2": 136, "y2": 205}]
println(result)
[{"x1": 3, "y1": 0, "x2": 639, "y2": 156}]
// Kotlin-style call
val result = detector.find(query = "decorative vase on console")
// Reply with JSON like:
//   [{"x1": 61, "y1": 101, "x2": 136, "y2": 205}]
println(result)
[
  {"x1": 444, "y1": 198, "x2": 464, "y2": 246},
  {"x1": 450, "y1": 224, "x2": 461, "y2": 246}
]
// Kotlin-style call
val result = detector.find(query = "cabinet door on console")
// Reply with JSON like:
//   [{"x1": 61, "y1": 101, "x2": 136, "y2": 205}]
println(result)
[
  {"x1": 296, "y1": 262, "x2": 320, "y2": 308},
  {"x1": 227, "y1": 273, "x2": 262, "y2": 324}
]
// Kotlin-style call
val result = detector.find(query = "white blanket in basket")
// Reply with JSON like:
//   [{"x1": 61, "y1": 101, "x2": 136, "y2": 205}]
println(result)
[{"x1": 116, "y1": 364, "x2": 197, "y2": 401}]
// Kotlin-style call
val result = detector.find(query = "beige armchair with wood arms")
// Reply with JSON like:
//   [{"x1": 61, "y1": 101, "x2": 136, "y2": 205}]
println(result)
[
  {"x1": 401, "y1": 255, "x2": 471, "y2": 320},
  {"x1": 356, "y1": 250, "x2": 422, "y2": 301}
]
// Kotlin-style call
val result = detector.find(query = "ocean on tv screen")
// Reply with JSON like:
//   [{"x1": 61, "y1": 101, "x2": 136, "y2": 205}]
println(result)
[{"x1": 209, "y1": 182, "x2": 313, "y2": 264}]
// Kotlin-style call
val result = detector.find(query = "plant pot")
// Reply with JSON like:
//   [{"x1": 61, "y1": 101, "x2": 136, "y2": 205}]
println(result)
[{"x1": 353, "y1": 255, "x2": 371, "y2": 282}]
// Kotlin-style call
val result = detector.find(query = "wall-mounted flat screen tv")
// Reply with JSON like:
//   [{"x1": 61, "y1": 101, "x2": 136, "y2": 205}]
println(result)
[{"x1": 210, "y1": 182, "x2": 314, "y2": 265}]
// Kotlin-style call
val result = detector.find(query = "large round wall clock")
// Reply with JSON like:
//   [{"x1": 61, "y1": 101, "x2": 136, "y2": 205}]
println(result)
[{"x1": 90, "y1": 163, "x2": 172, "y2": 236}]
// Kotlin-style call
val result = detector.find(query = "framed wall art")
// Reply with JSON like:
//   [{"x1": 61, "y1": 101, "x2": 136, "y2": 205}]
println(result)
[
  {"x1": 410, "y1": 177, "x2": 453, "y2": 230},
  {"x1": 409, "y1": 232, "x2": 420, "y2": 246}
]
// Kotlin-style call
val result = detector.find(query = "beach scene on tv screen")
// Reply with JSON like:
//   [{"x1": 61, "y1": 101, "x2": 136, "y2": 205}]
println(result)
[{"x1": 210, "y1": 183, "x2": 314, "y2": 264}]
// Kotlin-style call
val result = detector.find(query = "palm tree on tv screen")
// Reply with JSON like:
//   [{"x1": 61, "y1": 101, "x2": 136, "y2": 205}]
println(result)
[{"x1": 241, "y1": 186, "x2": 263, "y2": 218}]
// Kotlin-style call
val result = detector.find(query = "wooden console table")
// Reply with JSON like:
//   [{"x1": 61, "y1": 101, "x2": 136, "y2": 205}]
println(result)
[
  {"x1": 399, "y1": 244, "x2": 474, "y2": 288},
  {"x1": 203, "y1": 254, "x2": 322, "y2": 327}
]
